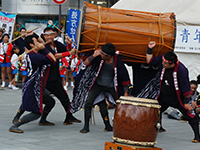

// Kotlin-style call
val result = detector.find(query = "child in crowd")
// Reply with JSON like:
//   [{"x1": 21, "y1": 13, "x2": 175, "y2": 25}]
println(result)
[
  {"x1": 65, "y1": 55, "x2": 74, "y2": 89},
  {"x1": 0, "y1": 34, "x2": 13, "y2": 88},
  {"x1": 10, "y1": 46, "x2": 20, "y2": 90},
  {"x1": 59, "y1": 57, "x2": 68, "y2": 90},
  {"x1": 19, "y1": 48, "x2": 29, "y2": 83},
  {"x1": 70, "y1": 54, "x2": 82, "y2": 80}
]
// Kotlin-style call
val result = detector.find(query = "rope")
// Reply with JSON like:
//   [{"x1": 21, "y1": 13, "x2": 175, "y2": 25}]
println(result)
[
  {"x1": 156, "y1": 13, "x2": 164, "y2": 56},
  {"x1": 148, "y1": 14, "x2": 152, "y2": 42},
  {"x1": 95, "y1": 5, "x2": 102, "y2": 49}
]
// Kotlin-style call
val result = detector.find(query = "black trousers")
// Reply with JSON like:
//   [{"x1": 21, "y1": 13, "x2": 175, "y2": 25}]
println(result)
[
  {"x1": 158, "y1": 98, "x2": 199, "y2": 125},
  {"x1": 46, "y1": 80, "x2": 70, "y2": 113},
  {"x1": 85, "y1": 82, "x2": 117, "y2": 109},
  {"x1": 43, "y1": 90, "x2": 55, "y2": 113}
]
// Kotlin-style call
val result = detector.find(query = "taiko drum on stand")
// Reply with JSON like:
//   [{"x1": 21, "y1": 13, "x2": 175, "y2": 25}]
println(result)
[{"x1": 104, "y1": 96, "x2": 162, "y2": 150}]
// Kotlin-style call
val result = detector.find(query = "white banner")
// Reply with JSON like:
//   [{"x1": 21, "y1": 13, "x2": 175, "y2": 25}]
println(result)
[
  {"x1": 175, "y1": 26, "x2": 200, "y2": 53},
  {"x1": 0, "y1": 11, "x2": 16, "y2": 41}
]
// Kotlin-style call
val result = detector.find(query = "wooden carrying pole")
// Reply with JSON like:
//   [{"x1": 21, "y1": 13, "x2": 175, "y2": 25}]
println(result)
[
  {"x1": 0, "y1": 27, "x2": 39, "y2": 49},
  {"x1": 11, "y1": 40, "x2": 50, "y2": 63}
]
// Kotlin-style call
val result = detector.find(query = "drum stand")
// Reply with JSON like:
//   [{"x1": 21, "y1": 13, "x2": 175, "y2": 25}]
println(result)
[
  {"x1": 104, "y1": 142, "x2": 162, "y2": 150},
  {"x1": 90, "y1": 108, "x2": 96, "y2": 125}
]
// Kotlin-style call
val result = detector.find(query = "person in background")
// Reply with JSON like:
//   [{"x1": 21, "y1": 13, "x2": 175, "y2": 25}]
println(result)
[
  {"x1": 70, "y1": 54, "x2": 82, "y2": 80},
  {"x1": 14, "y1": 28, "x2": 26, "y2": 55},
  {"x1": 190, "y1": 80, "x2": 199, "y2": 102},
  {"x1": 59, "y1": 57, "x2": 68, "y2": 90},
  {"x1": 10, "y1": 46, "x2": 20, "y2": 90},
  {"x1": 19, "y1": 48, "x2": 29, "y2": 83},
  {"x1": 0, "y1": 34, "x2": 13, "y2": 88},
  {"x1": 53, "y1": 27, "x2": 64, "y2": 44},
  {"x1": 0, "y1": 28, "x2": 4, "y2": 43},
  {"x1": 65, "y1": 55, "x2": 74, "y2": 89}
]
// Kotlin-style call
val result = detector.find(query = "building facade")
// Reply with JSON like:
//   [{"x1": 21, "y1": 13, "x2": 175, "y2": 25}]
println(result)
[{"x1": 1, "y1": 0, "x2": 118, "y2": 35}]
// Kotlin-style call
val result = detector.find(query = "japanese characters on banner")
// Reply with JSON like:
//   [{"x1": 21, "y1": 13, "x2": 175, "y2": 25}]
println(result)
[
  {"x1": 67, "y1": 9, "x2": 81, "y2": 48},
  {"x1": 175, "y1": 26, "x2": 200, "y2": 53},
  {"x1": 0, "y1": 12, "x2": 16, "y2": 41}
]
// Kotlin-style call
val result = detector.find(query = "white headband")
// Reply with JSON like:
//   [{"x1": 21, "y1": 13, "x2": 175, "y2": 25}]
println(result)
[
  {"x1": 101, "y1": 49, "x2": 110, "y2": 56},
  {"x1": 43, "y1": 31, "x2": 55, "y2": 35}
]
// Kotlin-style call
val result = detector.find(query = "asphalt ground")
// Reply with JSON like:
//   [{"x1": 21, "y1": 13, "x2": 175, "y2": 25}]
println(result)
[{"x1": 0, "y1": 84, "x2": 200, "y2": 150}]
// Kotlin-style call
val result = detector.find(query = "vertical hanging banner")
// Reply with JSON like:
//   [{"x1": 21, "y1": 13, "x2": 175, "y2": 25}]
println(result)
[
  {"x1": 67, "y1": 9, "x2": 81, "y2": 48},
  {"x1": 0, "y1": 12, "x2": 16, "y2": 41}
]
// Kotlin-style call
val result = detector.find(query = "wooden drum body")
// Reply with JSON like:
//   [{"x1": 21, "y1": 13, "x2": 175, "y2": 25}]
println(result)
[
  {"x1": 112, "y1": 96, "x2": 161, "y2": 147},
  {"x1": 79, "y1": 2, "x2": 176, "y2": 63}
]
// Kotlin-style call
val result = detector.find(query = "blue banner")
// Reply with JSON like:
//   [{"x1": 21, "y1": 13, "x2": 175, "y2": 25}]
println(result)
[{"x1": 67, "y1": 9, "x2": 81, "y2": 48}]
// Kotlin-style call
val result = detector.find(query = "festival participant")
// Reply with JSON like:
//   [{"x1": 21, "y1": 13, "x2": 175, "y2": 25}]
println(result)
[
  {"x1": 146, "y1": 41, "x2": 200, "y2": 143},
  {"x1": 19, "y1": 48, "x2": 29, "y2": 83},
  {"x1": 0, "y1": 34, "x2": 13, "y2": 88},
  {"x1": 70, "y1": 43, "x2": 131, "y2": 133},
  {"x1": 180, "y1": 80, "x2": 200, "y2": 121},
  {"x1": 53, "y1": 27, "x2": 64, "y2": 44},
  {"x1": 0, "y1": 28, "x2": 4, "y2": 43},
  {"x1": 10, "y1": 46, "x2": 20, "y2": 90},
  {"x1": 59, "y1": 57, "x2": 68, "y2": 90},
  {"x1": 70, "y1": 54, "x2": 82, "y2": 79},
  {"x1": 190, "y1": 80, "x2": 199, "y2": 102},
  {"x1": 11, "y1": 32, "x2": 53, "y2": 124},
  {"x1": 9, "y1": 34, "x2": 56, "y2": 133},
  {"x1": 13, "y1": 28, "x2": 26, "y2": 55},
  {"x1": 38, "y1": 27, "x2": 80, "y2": 126},
  {"x1": 65, "y1": 55, "x2": 74, "y2": 89}
]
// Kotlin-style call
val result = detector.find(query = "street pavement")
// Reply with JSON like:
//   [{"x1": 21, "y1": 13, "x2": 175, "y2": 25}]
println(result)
[{"x1": 0, "y1": 85, "x2": 200, "y2": 150}]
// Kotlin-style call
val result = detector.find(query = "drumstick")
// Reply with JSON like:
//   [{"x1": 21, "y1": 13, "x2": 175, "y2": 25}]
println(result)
[
  {"x1": 48, "y1": 20, "x2": 77, "y2": 47},
  {"x1": 11, "y1": 40, "x2": 51, "y2": 63},
  {"x1": 0, "y1": 27, "x2": 39, "y2": 49}
]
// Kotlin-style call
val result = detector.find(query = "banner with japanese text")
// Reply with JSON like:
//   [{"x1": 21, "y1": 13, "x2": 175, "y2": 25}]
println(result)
[
  {"x1": 175, "y1": 26, "x2": 200, "y2": 53},
  {"x1": 0, "y1": 12, "x2": 16, "y2": 41},
  {"x1": 67, "y1": 9, "x2": 81, "y2": 48}
]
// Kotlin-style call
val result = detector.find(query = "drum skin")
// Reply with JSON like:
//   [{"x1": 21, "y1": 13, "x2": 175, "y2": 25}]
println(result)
[
  {"x1": 79, "y1": 2, "x2": 176, "y2": 64},
  {"x1": 113, "y1": 100, "x2": 160, "y2": 144}
]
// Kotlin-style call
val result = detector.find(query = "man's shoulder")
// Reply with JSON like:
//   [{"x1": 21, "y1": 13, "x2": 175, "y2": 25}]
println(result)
[
  {"x1": 178, "y1": 61, "x2": 188, "y2": 72},
  {"x1": 54, "y1": 40, "x2": 64, "y2": 46},
  {"x1": 15, "y1": 37, "x2": 24, "y2": 42}
]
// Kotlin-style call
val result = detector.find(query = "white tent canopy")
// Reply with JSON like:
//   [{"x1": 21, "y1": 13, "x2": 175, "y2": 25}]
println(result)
[
  {"x1": 112, "y1": 0, "x2": 200, "y2": 82},
  {"x1": 112, "y1": 0, "x2": 200, "y2": 26}
]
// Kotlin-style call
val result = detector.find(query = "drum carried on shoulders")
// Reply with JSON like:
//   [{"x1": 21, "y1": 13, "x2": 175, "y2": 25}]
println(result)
[
  {"x1": 112, "y1": 96, "x2": 161, "y2": 147},
  {"x1": 78, "y1": 2, "x2": 176, "y2": 64}
]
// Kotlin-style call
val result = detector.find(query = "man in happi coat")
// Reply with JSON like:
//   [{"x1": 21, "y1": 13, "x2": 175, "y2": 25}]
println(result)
[
  {"x1": 70, "y1": 43, "x2": 131, "y2": 133},
  {"x1": 9, "y1": 34, "x2": 56, "y2": 133},
  {"x1": 146, "y1": 41, "x2": 200, "y2": 143}
]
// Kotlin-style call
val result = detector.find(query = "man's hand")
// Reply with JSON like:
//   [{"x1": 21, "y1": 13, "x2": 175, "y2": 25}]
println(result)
[
  {"x1": 192, "y1": 100, "x2": 197, "y2": 109},
  {"x1": 146, "y1": 41, "x2": 156, "y2": 64},
  {"x1": 65, "y1": 36, "x2": 72, "y2": 45},
  {"x1": 93, "y1": 50, "x2": 101, "y2": 57},
  {"x1": 26, "y1": 30, "x2": 34, "y2": 36},
  {"x1": 59, "y1": 66, "x2": 63, "y2": 71},
  {"x1": 69, "y1": 48, "x2": 77, "y2": 55},
  {"x1": 148, "y1": 41, "x2": 156, "y2": 49},
  {"x1": 19, "y1": 56, "x2": 24, "y2": 61},
  {"x1": 184, "y1": 103, "x2": 193, "y2": 111},
  {"x1": 36, "y1": 43, "x2": 45, "y2": 50}
]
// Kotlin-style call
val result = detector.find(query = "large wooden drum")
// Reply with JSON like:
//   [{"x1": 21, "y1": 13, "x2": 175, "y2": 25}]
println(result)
[
  {"x1": 78, "y1": 2, "x2": 176, "y2": 64},
  {"x1": 112, "y1": 96, "x2": 161, "y2": 147}
]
